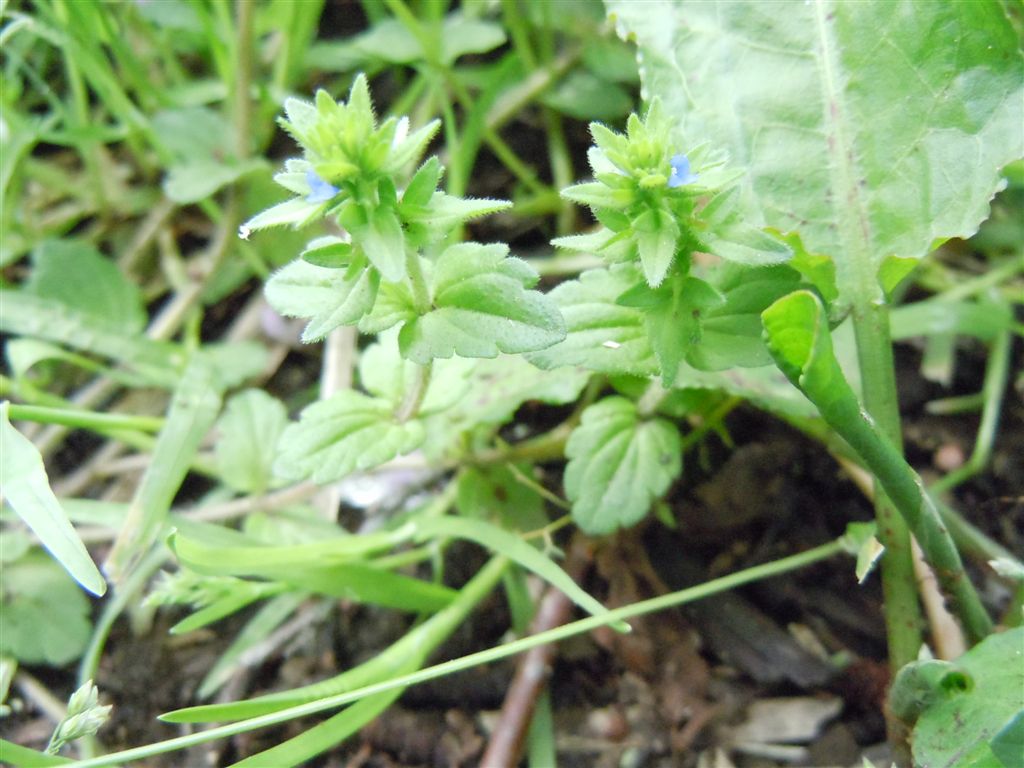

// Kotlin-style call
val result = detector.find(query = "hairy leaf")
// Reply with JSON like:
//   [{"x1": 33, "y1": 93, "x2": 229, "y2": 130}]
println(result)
[
  {"x1": 275, "y1": 391, "x2": 424, "y2": 484},
  {"x1": 265, "y1": 252, "x2": 379, "y2": 342},
  {"x1": 618, "y1": 273, "x2": 724, "y2": 386},
  {"x1": 564, "y1": 396, "x2": 681, "y2": 534},
  {"x1": 399, "y1": 243, "x2": 565, "y2": 363},
  {"x1": 528, "y1": 265, "x2": 657, "y2": 376}
]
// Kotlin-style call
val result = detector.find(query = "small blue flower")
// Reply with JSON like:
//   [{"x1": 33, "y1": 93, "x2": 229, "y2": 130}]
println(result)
[
  {"x1": 667, "y1": 154, "x2": 698, "y2": 188},
  {"x1": 305, "y1": 169, "x2": 339, "y2": 204}
]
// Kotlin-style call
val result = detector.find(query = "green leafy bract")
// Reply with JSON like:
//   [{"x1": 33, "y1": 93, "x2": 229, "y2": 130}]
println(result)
[
  {"x1": 265, "y1": 245, "x2": 379, "y2": 341},
  {"x1": 617, "y1": 272, "x2": 724, "y2": 386},
  {"x1": 609, "y1": 0, "x2": 1024, "y2": 291},
  {"x1": 564, "y1": 396, "x2": 682, "y2": 534},
  {"x1": 0, "y1": 553, "x2": 93, "y2": 665},
  {"x1": 275, "y1": 391, "x2": 424, "y2": 484},
  {"x1": 398, "y1": 243, "x2": 565, "y2": 363}
]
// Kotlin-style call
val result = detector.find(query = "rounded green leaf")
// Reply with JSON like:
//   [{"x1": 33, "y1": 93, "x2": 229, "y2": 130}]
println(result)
[{"x1": 564, "y1": 396, "x2": 682, "y2": 534}]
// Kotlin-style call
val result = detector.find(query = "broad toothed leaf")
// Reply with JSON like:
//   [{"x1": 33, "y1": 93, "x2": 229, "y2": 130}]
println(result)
[
  {"x1": 275, "y1": 391, "x2": 424, "y2": 484},
  {"x1": 398, "y1": 243, "x2": 565, "y2": 364},
  {"x1": 610, "y1": 0, "x2": 1024, "y2": 296},
  {"x1": 528, "y1": 265, "x2": 656, "y2": 376},
  {"x1": 564, "y1": 396, "x2": 681, "y2": 534}
]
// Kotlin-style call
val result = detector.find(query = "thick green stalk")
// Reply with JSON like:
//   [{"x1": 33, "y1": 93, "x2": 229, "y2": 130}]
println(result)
[
  {"x1": 822, "y1": 386, "x2": 992, "y2": 642},
  {"x1": 851, "y1": 300, "x2": 923, "y2": 669},
  {"x1": 764, "y1": 292, "x2": 992, "y2": 643}
]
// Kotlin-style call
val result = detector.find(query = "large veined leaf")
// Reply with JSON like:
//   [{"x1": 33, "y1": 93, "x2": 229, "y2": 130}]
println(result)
[
  {"x1": 398, "y1": 243, "x2": 565, "y2": 364},
  {"x1": 564, "y1": 396, "x2": 682, "y2": 534},
  {"x1": 274, "y1": 391, "x2": 424, "y2": 484},
  {"x1": 608, "y1": 0, "x2": 1024, "y2": 294}
]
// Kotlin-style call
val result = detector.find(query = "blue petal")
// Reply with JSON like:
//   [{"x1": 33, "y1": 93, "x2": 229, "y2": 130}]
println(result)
[
  {"x1": 305, "y1": 169, "x2": 340, "y2": 204},
  {"x1": 668, "y1": 153, "x2": 698, "y2": 188}
]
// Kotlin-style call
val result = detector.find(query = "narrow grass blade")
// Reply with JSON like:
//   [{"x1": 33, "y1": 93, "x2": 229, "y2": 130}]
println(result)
[
  {"x1": 0, "y1": 739, "x2": 71, "y2": 767},
  {"x1": 168, "y1": 524, "x2": 414, "y2": 575},
  {"x1": 104, "y1": 359, "x2": 223, "y2": 584},
  {"x1": 230, "y1": 688, "x2": 405, "y2": 768},
  {"x1": 197, "y1": 593, "x2": 308, "y2": 700},
  {"x1": 414, "y1": 516, "x2": 629, "y2": 632}
]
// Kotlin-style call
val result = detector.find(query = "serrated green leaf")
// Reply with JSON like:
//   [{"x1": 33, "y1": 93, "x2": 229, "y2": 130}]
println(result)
[
  {"x1": 0, "y1": 553, "x2": 93, "y2": 665},
  {"x1": 610, "y1": 0, "x2": 1024, "y2": 294},
  {"x1": 1, "y1": 403, "x2": 105, "y2": 596},
  {"x1": 275, "y1": 391, "x2": 424, "y2": 484},
  {"x1": 528, "y1": 265, "x2": 657, "y2": 376},
  {"x1": 445, "y1": 355, "x2": 590, "y2": 427},
  {"x1": 24, "y1": 240, "x2": 145, "y2": 333},
  {"x1": 398, "y1": 243, "x2": 565, "y2": 364},
  {"x1": 265, "y1": 254, "x2": 379, "y2": 341},
  {"x1": 564, "y1": 396, "x2": 682, "y2": 534},
  {"x1": 214, "y1": 390, "x2": 288, "y2": 494}
]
